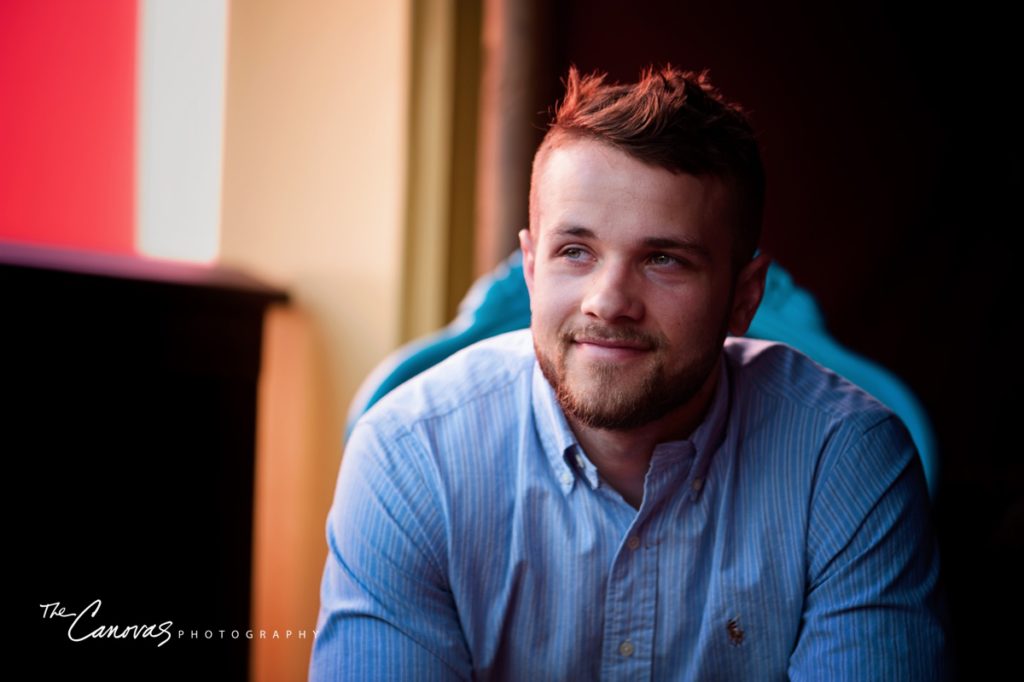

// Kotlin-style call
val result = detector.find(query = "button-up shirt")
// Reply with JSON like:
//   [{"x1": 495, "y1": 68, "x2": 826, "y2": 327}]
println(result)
[{"x1": 311, "y1": 330, "x2": 947, "y2": 680}]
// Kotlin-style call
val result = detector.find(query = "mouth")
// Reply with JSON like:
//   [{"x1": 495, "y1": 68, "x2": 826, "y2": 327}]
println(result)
[{"x1": 572, "y1": 335, "x2": 654, "y2": 361}]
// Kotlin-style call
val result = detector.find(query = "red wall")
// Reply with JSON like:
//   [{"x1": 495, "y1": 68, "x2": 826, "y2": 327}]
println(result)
[{"x1": 0, "y1": 0, "x2": 137, "y2": 253}]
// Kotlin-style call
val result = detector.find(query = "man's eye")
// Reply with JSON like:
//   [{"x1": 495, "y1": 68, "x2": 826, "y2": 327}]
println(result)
[
  {"x1": 649, "y1": 253, "x2": 681, "y2": 266},
  {"x1": 560, "y1": 247, "x2": 587, "y2": 260}
]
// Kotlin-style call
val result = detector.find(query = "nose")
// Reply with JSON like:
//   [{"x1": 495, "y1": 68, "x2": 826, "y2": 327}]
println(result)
[{"x1": 580, "y1": 259, "x2": 644, "y2": 322}]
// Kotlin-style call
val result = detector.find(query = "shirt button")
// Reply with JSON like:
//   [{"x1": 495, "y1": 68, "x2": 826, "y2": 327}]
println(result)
[
  {"x1": 692, "y1": 477, "x2": 704, "y2": 492},
  {"x1": 626, "y1": 536, "x2": 641, "y2": 551},
  {"x1": 575, "y1": 454, "x2": 585, "y2": 470},
  {"x1": 619, "y1": 640, "x2": 635, "y2": 657},
  {"x1": 560, "y1": 472, "x2": 573, "y2": 486}
]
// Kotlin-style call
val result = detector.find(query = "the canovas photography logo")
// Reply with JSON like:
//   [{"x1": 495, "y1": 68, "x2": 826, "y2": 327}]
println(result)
[
  {"x1": 40, "y1": 599, "x2": 318, "y2": 647},
  {"x1": 41, "y1": 599, "x2": 174, "y2": 647}
]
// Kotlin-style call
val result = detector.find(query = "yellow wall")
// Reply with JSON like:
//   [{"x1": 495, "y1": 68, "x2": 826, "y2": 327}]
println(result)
[{"x1": 218, "y1": 1, "x2": 411, "y2": 679}]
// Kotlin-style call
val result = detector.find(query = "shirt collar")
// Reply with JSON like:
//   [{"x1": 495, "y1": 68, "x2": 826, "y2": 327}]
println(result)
[
  {"x1": 676, "y1": 355, "x2": 730, "y2": 500},
  {"x1": 531, "y1": 352, "x2": 731, "y2": 499},
  {"x1": 532, "y1": 363, "x2": 589, "y2": 494}
]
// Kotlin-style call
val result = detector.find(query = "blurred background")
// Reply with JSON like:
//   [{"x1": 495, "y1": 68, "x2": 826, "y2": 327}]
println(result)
[{"x1": 2, "y1": 0, "x2": 1019, "y2": 679}]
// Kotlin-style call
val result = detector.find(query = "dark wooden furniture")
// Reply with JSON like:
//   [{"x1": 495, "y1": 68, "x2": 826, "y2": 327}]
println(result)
[{"x1": 4, "y1": 242, "x2": 287, "y2": 680}]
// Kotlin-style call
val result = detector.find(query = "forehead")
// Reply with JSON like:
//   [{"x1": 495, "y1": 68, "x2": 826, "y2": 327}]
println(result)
[{"x1": 532, "y1": 139, "x2": 736, "y2": 250}]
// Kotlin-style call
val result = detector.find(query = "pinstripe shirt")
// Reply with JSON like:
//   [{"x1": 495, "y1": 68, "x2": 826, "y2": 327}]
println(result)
[{"x1": 311, "y1": 330, "x2": 947, "y2": 680}]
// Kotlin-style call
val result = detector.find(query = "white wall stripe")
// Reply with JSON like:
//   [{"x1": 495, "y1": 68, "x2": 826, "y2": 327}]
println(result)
[{"x1": 136, "y1": 0, "x2": 227, "y2": 263}]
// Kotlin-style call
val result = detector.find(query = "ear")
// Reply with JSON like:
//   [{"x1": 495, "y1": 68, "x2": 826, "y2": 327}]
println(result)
[
  {"x1": 727, "y1": 252, "x2": 771, "y2": 336},
  {"x1": 519, "y1": 228, "x2": 536, "y2": 297}
]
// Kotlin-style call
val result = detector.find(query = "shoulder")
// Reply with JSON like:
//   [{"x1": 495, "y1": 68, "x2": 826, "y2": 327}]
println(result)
[
  {"x1": 356, "y1": 329, "x2": 536, "y2": 438},
  {"x1": 723, "y1": 338, "x2": 923, "y2": 512},
  {"x1": 723, "y1": 336, "x2": 897, "y2": 431},
  {"x1": 722, "y1": 337, "x2": 919, "y2": 489},
  {"x1": 342, "y1": 330, "x2": 536, "y2": 530}
]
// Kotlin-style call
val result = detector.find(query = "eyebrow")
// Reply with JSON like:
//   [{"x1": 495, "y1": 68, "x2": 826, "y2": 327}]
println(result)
[
  {"x1": 552, "y1": 225, "x2": 712, "y2": 261},
  {"x1": 641, "y1": 236, "x2": 712, "y2": 260}
]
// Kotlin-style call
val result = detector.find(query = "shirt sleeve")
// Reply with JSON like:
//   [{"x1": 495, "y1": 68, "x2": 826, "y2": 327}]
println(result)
[
  {"x1": 788, "y1": 414, "x2": 950, "y2": 680},
  {"x1": 309, "y1": 418, "x2": 471, "y2": 681}
]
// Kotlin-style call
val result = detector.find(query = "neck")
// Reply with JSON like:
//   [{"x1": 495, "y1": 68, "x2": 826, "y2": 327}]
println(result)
[{"x1": 570, "y1": 354, "x2": 722, "y2": 509}]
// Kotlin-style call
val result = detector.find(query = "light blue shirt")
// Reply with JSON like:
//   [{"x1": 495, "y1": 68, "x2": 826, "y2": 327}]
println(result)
[{"x1": 311, "y1": 330, "x2": 947, "y2": 680}]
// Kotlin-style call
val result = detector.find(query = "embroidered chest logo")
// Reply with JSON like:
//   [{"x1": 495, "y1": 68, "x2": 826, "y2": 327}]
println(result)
[{"x1": 726, "y1": 617, "x2": 745, "y2": 646}]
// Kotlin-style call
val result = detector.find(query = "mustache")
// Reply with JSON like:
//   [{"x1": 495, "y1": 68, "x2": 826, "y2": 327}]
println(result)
[{"x1": 560, "y1": 324, "x2": 663, "y2": 350}]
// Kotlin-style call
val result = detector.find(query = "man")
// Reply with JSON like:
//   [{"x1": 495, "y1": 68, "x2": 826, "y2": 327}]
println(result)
[{"x1": 310, "y1": 66, "x2": 948, "y2": 680}]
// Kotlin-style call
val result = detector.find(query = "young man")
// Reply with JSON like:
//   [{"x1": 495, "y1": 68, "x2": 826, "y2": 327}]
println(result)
[{"x1": 311, "y1": 67, "x2": 948, "y2": 680}]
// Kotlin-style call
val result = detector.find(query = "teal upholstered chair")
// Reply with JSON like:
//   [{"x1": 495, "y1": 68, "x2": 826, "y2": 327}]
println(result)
[{"x1": 347, "y1": 251, "x2": 938, "y2": 498}]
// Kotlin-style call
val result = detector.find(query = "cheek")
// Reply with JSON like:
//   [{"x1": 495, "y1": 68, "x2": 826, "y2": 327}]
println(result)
[
  {"x1": 655, "y1": 290, "x2": 725, "y2": 341},
  {"x1": 531, "y1": 275, "x2": 580, "y2": 325},
  {"x1": 532, "y1": 303, "x2": 568, "y2": 341}
]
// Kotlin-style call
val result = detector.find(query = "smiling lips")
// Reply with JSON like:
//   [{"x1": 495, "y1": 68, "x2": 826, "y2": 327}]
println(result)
[{"x1": 572, "y1": 334, "x2": 655, "y2": 361}]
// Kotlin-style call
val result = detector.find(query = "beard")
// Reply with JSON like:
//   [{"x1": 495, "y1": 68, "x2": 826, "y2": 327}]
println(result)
[{"x1": 534, "y1": 320, "x2": 726, "y2": 432}]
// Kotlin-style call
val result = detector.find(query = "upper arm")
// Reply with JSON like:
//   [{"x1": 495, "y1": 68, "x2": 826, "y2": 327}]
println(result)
[
  {"x1": 788, "y1": 415, "x2": 950, "y2": 680},
  {"x1": 310, "y1": 420, "x2": 470, "y2": 681}
]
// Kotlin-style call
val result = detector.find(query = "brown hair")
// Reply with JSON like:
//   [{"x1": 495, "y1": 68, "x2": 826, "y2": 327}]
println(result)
[{"x1": 530, "y1": 65, "x2": 765, "y2": 272}]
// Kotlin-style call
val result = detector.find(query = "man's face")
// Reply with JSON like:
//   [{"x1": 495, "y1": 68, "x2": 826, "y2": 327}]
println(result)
[{"x1": 521, "y1": 139, "x2": 762, "y2": 431}]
